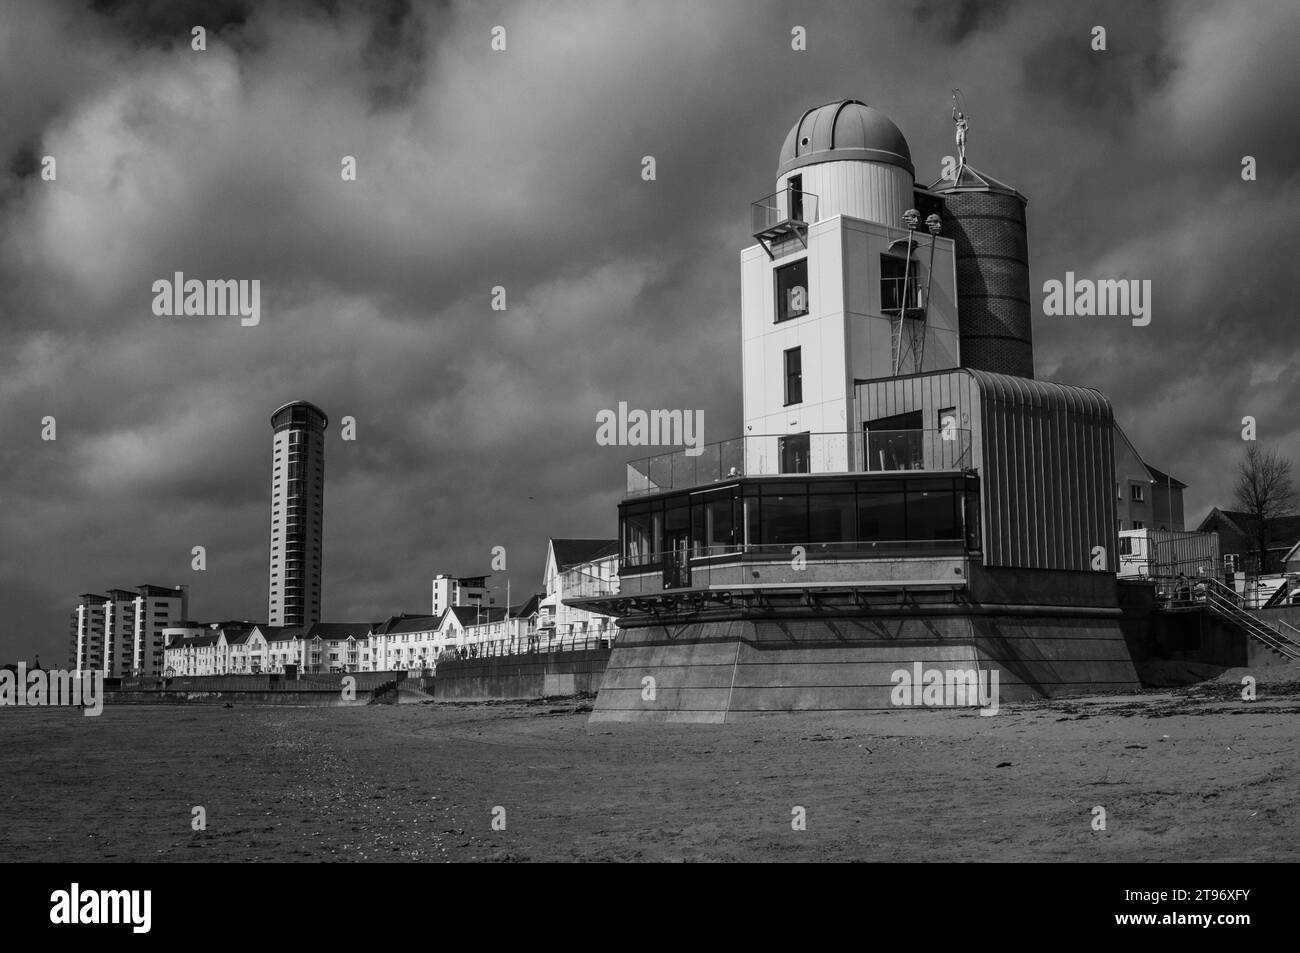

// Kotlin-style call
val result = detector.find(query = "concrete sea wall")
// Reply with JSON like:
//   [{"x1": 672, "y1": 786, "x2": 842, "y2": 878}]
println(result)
[
  {"x1": 105, "y1": 671, "x2": 426, "y2": 706},
  {"x1": 589, "y1": 611, "x2": 1139, "y2": 723},
  {"x1": 434, "y1": 649, "x2": 610, "y2": 702}
]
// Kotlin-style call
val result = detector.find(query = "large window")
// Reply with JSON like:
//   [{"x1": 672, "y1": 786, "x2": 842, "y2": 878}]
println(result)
[
  {"x1": 622, "y1": 502, "x2": 658, "y2": 566},
  {"x1": 691, "y1": 489, "x2": 738, "y2": 556},
  {"x1": 620, "y1": 475, "x2": 978, "y2": 565},
  {"x1": 775, "y1": 258, "x2": 809, "y2": 323},
  {"x1": 905, "y1": 477, "x2": 962, "y2": 541},
  {"x1": 857, "y1": 482, "x2": 906, "y2": 543},
  {"x1": 865, "y1": 411, "x2": 923, "y2": 471},
  {"x1": 784, "y1": 347, "x2": 802, "y2": 406},
  {"x1": 807, "y1": 481, "x2": 857, "y2": 545},
  {"x1": 880, "y1": 254, "x2": 921, "y2": 312},
  {"x1": 760, "y1": 482, "x2": 807, "y2": 546}
]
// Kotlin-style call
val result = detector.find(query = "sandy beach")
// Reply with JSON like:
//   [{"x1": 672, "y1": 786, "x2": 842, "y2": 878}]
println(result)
[{"x1": 2, "y1": 667, "x2": 1297, "y2": 863}]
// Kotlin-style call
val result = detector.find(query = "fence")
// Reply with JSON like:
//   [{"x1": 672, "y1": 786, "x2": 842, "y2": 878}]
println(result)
[
  {"x1": 440, "y1": 630, "x2": 616, "y2": 663},
  {"x1": 122, "y1": 671, "x2": 408, "y2": 692}
]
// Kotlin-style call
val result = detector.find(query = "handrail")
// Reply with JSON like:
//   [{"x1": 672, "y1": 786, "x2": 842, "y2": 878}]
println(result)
[{"x1": 1196, "y1": 578, "x2": 1300, "y2": 660}]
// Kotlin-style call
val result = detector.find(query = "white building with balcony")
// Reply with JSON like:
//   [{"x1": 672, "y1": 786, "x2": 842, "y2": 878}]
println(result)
[{"x1": 539, "y1": 539, "x2": 620, "y2": 649}]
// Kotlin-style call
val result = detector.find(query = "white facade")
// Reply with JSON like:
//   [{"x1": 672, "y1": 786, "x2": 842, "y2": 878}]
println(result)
[
  {"x1": 742, "y1": 161, "x2": 960, "y2": 475},
  {"x1": 371, "y1": 615, "x2": 450, "y2": 672},
  {"x1": 461, "y1": 608, "x2": 539, "y2": 656},
  {"x1": 129, "y1": 586, "x2": 189, "y2": 676},
  {"x1": 74, "y1": 586, "x2": 187, "y2": 676},
  {"x1": 73, "y1": 596, "x2": 108, "y2": 676},
  {"x1": 539, "y1": 541, "x2": 619, "y2": 649},
  {"x1": 430, "y1": 573, "x2": 492, "y2": 615}
]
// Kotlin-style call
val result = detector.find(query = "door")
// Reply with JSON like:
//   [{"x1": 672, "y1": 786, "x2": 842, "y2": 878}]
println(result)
[{"x1": 663, "y1": 532, "x2": 691, "y2": 589}]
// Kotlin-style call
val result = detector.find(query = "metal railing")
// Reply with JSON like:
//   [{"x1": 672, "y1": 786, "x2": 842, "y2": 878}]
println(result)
[
  {"x1": 1161, "y1": 577, "x2": 1300, "y2": 660},
  {"x1": 437, "y1": 631, "x2": 615, "y2": 662},
  {"x1": 751, "y1": 187, "x2": 818, "y2": 234},
  {"x1": 616, "y1": 541, "x2": 969, "y2": 596},
  {"x1": 563, "y1": 568, "x2": 621, "y2": 599},
  {"x1": 626, "y1": 429, "x2": 973, "y2": 496}
]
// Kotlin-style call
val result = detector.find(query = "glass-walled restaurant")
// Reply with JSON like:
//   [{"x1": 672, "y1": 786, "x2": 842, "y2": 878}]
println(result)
[{"x1": 619, "y1": 473, "x2": 981, "y2": 588}]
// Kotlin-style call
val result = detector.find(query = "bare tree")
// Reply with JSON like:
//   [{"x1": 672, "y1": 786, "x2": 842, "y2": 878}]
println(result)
[{"x1": 1233, "y1": 444, "x2": 1298, "y2": 573}]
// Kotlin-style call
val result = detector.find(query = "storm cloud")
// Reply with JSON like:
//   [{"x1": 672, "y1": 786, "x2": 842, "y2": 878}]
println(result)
[{"x1": 2, "y1": 0, "x2": 1298, "y2": 662}]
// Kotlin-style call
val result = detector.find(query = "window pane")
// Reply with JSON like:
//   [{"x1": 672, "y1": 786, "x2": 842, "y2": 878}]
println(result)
[
  {"x1": 858, "y1": 491, "x2": 906, "y2": 543},
  {"x1": 705, "y1": 496, "x2": 736, "y2": 552},
  {"x1": 906, "y1": 484, "x2": 961, "y2": 541},
  {"x1": 964, "y1": 484, "x2": 981, "y2": 550},
  {"x1": 807, "y1": 493, "x2": 856, "y2": 545},
  {"x1": 775, "y1": 259, "x2": 809, "y2": 323},
  {"x1": 779, "y1": 434, "x2": 810, "y2": 474},
  {"x1": 784, "y1": 347, "x2": 802, "y2": 405},
  {"x1": 760, "y1": 493, "x2": 807, "y2": 546},
  {"x1": 665, "y1": 499, "x2": 689, "y2": 534}
]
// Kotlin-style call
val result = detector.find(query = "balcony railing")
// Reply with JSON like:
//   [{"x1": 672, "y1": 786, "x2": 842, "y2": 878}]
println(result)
[
  {"x1": 613, "y1": 541, "x2": 970, "y2": 596},
  {"x1": 751, "y1": 187, "x2": 818, "y2": 234},
  {"x1": 564, "y1": 568, "x2": 621, "y2": 599},
  {"x1": 881, "y1": 276, "x2": 925, "y2": 313},
  {"x1": 626, "y1": 429, "x2": 972, "y2": 496}
]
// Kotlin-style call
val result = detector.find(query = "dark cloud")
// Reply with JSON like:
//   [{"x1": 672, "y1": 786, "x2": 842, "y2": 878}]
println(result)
[
  {"x1": 2, "y1": 0, "x2": 1298, "y2": 663},
  {"x1": 912, "y1": 0, "x2": 1017, "y2": 44}
]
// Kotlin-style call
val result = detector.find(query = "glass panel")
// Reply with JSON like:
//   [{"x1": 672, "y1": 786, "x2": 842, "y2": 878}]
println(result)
[
  {"x1": 705, "y1": 495, "x2": 737, "y2": 553},
  {"x1": 906, "y1": 483, "x2": 961, "y2": 541},
  {"x1": 664, "y1": 499, "x2": 689, "y2": 534},
  {"x1": 963, "y1": 481, "x2": 981, "y2": 550},
  {"x1": 775, "y1": 259, "x2": 809, "y2": 323},
  {"x1": 807, "y1": 493, "x2": 856, "y2": 545},
  {"x1": 858, "y1": 490, "x2": 906, "y2": 543},
  {"x1": 760, "y1": 493, "x2": 807, "y2": 546}
]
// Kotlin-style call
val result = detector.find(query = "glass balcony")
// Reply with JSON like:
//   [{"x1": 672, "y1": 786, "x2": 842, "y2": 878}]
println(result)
[
  {"x1": 751, "y1": 187, "x2": 817, "y2": 234},
  {"x1": 626, "y1": 429, "x2": 972, "y2": 496},
  {"x1": 751, "y1": 187, "x2": 819, "y2": 259}
]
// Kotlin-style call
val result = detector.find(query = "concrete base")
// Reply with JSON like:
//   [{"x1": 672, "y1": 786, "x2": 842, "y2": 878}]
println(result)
[
  {"x1": 434, "y1": 649, "x2": 610, "y2": 702},
  {"x1": 590, "y1": 611, "x2": 1140, "y2": 723}
]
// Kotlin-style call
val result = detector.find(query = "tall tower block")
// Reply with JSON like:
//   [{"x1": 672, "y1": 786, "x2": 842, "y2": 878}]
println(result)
[{"x1": 269, "y1": 400, "x2": 328, "y2": 626}]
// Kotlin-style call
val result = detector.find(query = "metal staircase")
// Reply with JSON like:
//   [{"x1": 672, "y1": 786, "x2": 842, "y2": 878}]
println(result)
[{"x1": 1179, "y1": 578, "x2": 1300, "y2": 660}]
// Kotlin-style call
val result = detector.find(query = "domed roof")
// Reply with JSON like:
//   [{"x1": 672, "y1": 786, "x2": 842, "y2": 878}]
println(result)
[{"x1": 778, "y1": 100, "x2": 913, "y2": 178}]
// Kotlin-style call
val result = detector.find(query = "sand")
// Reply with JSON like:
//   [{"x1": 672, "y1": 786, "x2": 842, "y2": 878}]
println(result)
[{"x1": 2, "y1": 676, "x2": 1297, "y2": 862}]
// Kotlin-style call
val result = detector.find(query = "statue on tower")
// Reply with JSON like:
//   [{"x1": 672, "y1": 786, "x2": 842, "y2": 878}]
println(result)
[{"x1": 951, "y1": 89, "x2": 969, "y2": 175}]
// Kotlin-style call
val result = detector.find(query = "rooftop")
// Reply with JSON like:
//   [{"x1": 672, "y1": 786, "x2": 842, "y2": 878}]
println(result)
[
  {"x1": 552, "y1": 539, "x2": 619, "y2": 570},
  {"x1": 778, "y1": 100, "x2": 913, "y2": 177}
]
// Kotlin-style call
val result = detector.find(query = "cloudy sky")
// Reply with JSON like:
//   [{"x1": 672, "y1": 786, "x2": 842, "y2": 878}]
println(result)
[{"x1": 2, "y1": 0, "x2": 1298, "y2": 663}]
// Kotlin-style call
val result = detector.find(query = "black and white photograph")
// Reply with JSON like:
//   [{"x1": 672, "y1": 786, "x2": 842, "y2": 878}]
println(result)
[{"x1": 0, "y1": 0, "x2": 1295, "y2": 922}]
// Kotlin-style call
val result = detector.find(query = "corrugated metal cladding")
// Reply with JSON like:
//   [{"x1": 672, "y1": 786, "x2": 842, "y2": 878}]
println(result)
[
  {"x1": 969, "y1": 370, "x2": 1115, "y2": 572},
  {"x1": 781, "y1": 161, "x2": 912, "y2": 231},
  {"x1": 855, "y1": 368, "x2": 1117, "y2": 572}
]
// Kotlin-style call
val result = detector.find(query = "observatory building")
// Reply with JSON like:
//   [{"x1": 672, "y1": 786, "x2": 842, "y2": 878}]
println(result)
[{"x1": 575, "y1": 100, "x2": 1165, "y2": 722}]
